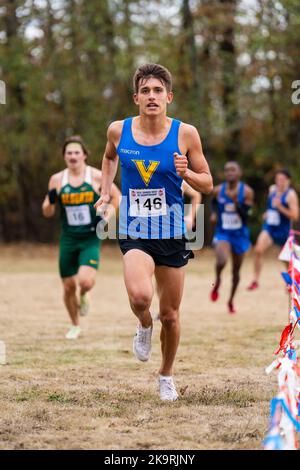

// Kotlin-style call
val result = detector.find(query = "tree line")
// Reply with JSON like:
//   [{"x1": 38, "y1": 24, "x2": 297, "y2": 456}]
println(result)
[{"x1": 0, "y1": 0, "x2": 299, "y2": 242}]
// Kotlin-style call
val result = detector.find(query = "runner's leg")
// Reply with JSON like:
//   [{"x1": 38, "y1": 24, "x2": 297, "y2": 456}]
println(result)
[
  {"x1": 76, "y1": 236, "x2": 101, "y2": 315},
  {"x1": 211, "y1": 240, "x2": 231, "y2": 300},
  {"x1": 155, "y1": 265, "x2": 185, "y2": 376},
  {"x1": 123, "y1": 249, "x2": 155, "y2": 328},
  {"x1": 250, "y1": 230, "x2": 273, "y2": 287},
  {"x1": 62, "y1": 276, "x2": 79, "y2": 326},
  {"x1": 228, "y1": 252, "x2": 244, "y2": 313},
  {"x1": 78, "y1": 265, "x2": 97, "y2": 295}
]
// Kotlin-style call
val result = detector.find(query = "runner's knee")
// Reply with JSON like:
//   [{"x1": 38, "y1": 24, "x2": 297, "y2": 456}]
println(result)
[
  {"x1": 160, "y1": 308, "x2": 179, "y2": 328},
  {"x1": 129, "y1": 292, "x2": 152, "y2": 312},
  {"x1": 63, "y1": 279, "x2": 76, "y2": 295},
  {"x1": 254, "y1": 244, "x2": 264, "y2": 256},
  {"x1": 216, "y1": 259, "x2": 226, "y2": 270},
  {"x1": 79, "y1": 278, "x2": 94, "y2": 292}
]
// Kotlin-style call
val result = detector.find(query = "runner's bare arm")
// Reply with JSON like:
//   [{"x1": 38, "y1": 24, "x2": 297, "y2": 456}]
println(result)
[
  {"x1": 93, "y1": 168, "x2": 121, "y2": 220},
  {"x1": 182, "y1": 181, "x2": 202, "y2": 230},
  {"x1": 94, "y1": 121, "x2": 122, "y2": 211},
  {"x1": 234, "y1": 185, "x2": 254, "y2": 223},
  {"x1": 210, "y1": 185, "x2": 220, "y2": 225},
  {"x1": 245, "y1": 186, "x2": 254, "y2": 207},
  {"x1": 42, "y1": 173, "x2": 61, "y2": 218},
  {"x1": 95, "y1": 178, "x2": 121, "y2": 221},
  {"x1": 275, "y1": 190, "x2": 299, "y2": 222},
  {"x1": 262, "y1": 186, "x2": 274, "y2": 220},
  {"x1": 110, "y1": 182, "x2": 121, "y2": 210},
  {"x1": 175, "y1": 124, "x2": 213, "y2": 194}
]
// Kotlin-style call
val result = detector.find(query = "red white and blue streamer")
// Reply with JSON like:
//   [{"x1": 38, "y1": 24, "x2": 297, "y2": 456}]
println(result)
[{"x1": 264, "y1": 231, "x2": 300, "y2": 450}]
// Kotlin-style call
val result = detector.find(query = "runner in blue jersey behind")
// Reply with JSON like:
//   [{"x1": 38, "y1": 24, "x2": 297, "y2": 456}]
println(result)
[
  {"x1": 95, "y1": 63, "x2": 213, "y2": 401},
  {"x1": 210, "y1": 162, "x2": 254, "y2": 314},
  {"x1": 248, "y1": 169, "x2": 299, "y2": 291}
]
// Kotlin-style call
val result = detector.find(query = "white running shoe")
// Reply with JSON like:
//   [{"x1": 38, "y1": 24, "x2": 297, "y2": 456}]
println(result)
[
  {"x1": 133, "y1": 324, "x2": 152, "y2": 362},
  {"x1": 79, "y1": 293, "x2": 90, "y2": 316},
  {"x1": 65, "y1": 326, "x2": 81, "y2": 340},
  {"x1": 159, "y1": 376, "x2": 179, "y2": 401}
]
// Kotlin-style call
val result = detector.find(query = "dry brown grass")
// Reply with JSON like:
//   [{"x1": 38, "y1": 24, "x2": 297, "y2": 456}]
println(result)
[{"x1": 0, "y1": 243, "x2": 291, "y2": 449}]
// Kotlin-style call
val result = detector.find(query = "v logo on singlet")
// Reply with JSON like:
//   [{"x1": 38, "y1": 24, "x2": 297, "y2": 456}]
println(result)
[{"x1": 132, "y1": 160, "x2": 160, "y2": 187}]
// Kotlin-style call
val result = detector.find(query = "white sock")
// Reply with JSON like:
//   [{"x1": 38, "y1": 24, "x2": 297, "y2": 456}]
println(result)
[
  {"x1": 140, "y1": 324, "x2": 152, "y2": 330},
  {"x1": 159, "y1": 375, "x2": 172, "y2": 381}
]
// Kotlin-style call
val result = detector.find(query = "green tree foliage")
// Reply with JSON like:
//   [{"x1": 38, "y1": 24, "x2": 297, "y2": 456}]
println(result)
[{"x1": 0, "y1": 0, "x2": 299, "y2": 241}]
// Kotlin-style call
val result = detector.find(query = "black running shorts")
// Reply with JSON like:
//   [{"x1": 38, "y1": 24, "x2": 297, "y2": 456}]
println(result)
[{"x1": 118, "y1": 237, "x2": 194, "y2": 268}]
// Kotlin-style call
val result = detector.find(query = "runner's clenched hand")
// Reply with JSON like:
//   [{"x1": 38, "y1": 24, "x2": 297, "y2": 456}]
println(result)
[{"x1": 174, "y1": 152, "x2": 188, "y2": 178}]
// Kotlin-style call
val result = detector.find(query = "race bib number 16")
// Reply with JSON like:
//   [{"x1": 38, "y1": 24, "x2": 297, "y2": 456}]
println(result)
[
  {"x1": 129, "y1": 188, "x2": 167, "y2": 217},
  {"x1": 66, "y1": 205, "x2": 91, "y2": 226}
]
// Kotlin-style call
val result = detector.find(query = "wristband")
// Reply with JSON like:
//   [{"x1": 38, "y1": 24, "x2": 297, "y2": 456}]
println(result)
[{"x1": 48, "y1": 188, "x2": 57, "y2": 204}]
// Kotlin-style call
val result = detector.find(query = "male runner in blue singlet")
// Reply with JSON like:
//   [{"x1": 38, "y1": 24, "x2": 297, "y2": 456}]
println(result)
[
  {"x1": 95, "y1": 63, "x2": 213, "y2": 400},
  {"x1": 210, "y1": 162, "x2": 254, "y2": 314},
  {"x1": 247, "y1": 169, "x2": 299, "y2": 291}
]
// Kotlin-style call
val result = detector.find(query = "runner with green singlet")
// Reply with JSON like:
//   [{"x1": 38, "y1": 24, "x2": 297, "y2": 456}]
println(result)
[{"x1": 42, "y1": 135, "x2": 120, "y2": 339}]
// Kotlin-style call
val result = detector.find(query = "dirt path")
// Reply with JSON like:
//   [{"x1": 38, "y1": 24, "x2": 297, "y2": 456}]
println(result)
[{"x1": 0, "y1": 244, "x2": 289, "y2": 449}]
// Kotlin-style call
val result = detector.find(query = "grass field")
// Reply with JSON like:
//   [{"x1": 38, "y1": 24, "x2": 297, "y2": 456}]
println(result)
[{"x1": 0, "y1": 243, "x2": 291, "y2": 450}]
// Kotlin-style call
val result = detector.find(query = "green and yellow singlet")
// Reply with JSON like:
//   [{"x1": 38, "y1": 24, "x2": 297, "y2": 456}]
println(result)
[{"x1": 58, "y1": 166, "x2": 99, "y2": 237}]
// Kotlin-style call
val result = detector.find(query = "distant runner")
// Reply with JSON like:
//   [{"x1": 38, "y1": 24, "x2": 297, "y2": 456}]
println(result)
[
  {"x1": 210, "y1": 161, "x2": 254, "y2": 314},
  {"x1": 42, "y1": 135, "x2": 120, "y2": 339},
  {"x1": 248, "y1": 169, "x2": 299, "y2": 291}
]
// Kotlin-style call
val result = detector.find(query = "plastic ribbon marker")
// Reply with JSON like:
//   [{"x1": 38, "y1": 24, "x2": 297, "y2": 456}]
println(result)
[{"x1": 264, "y1": 231, "x2": 300, "y2": 450}]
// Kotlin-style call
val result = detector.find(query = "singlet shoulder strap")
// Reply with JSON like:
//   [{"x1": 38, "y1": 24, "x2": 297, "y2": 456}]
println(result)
[
  {"x1": 166, "y1": 119, "x2": 181, "y2": 151},
  {"x1": 282, "y1": 187, "x2": 291, "y2": 204},
  {"x1": 85, "y1": 166, "x2": 92, "y2": 184},
  {"x1": 117, "y1": 117, "x2": 134, "y2": 151},
  {"x1": 219, "y1": 182, "x2": 227, "y2": 199},
  {"x1": 169, "y1": 118, "x2": 181, "y2": 133},
  {"x1": 124, "y1": 117, "x2": 133, "y2": 130},
  {"x1": 61, "y1": 169, "x2": 68, "y2": 187},
  {"x1": 238, "y1": 182, "x2": 245, "y2": 203}
]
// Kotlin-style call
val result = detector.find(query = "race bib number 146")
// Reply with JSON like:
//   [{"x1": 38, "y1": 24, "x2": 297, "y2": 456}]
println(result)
[{"x1": 129, "y1": 188, "x2": 167, "y2": 217}]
